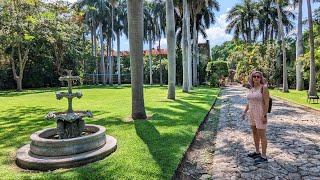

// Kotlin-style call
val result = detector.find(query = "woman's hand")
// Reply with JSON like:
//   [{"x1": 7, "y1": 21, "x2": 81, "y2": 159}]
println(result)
[
  {"x1": 241, "y1": 111, "x2": 246, "y2": 121},
  {"x1": 262, "y1": 115, "x2": 267, "y2": 124}
]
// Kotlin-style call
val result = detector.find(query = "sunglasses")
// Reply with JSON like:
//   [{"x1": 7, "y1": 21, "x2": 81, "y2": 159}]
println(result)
[{"x1": 252, "y1": 75, "x2": 261, "y2": 78}]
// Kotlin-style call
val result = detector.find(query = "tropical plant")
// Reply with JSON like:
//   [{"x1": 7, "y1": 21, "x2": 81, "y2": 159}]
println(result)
[{"x1": 226, "y1": 0, "x2": 258, "y2": 44}]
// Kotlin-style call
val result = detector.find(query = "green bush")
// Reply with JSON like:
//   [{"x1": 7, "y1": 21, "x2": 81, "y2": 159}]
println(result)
[{"x1": 206, "y1": 60, "x2": 229, "y2": 87}]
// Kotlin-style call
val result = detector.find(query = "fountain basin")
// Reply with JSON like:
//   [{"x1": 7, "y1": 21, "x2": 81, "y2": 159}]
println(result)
[
  {"x1": 16, "y1": 124, "x2": 117, "y2": 171},
  {"x1": 30, "y1": 125, "x2": 106, "y2": 156}
]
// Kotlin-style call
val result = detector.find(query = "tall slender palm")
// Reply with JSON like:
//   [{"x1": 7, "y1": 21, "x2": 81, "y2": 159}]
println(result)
[
  {"x1": 191, "y1": 0, "x2": 205, "y2": 87},
  {"x1": 182, "y1": 0, "x2": 189, "y2": 92},
  {"x1": 191, "y1": 0, "x2": 219, "y2": 86},
  {"x1": 153, "y1": 0, "x2": 166, "y2": 86},
  {"x1": 167, "y1": 0, "x2": 176, "y2": 99},
  {"x1": 74, "y1": 0, "x2": 107, "y2": 85},
  {"x1": 144, "y1": 1, "x2": 157, "y2": 85},
  {"x1": 295, "y1": 0, "x2": 303, "y2": 90},
  {"x1": 186, "y1": 2, "x2": 192, "y2": 90},
  {"x1": 276, "y1": 0, "x2": 288, "y2": 92},
  {"x1": 307, "y1": 0, "x2": 317, "y2": 96},
  {"x1": 127, "y1": 0, "x2": 147, "y2": 119},
  {"x1": 114, "y1": 0, "x2": 128, "y2": 85},
  {"x1": 108, "y1": 0, "x2": 117, "y2": 86}
]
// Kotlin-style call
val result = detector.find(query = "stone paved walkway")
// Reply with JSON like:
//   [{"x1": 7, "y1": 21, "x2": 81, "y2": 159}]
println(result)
[{"x1": 211, "y1": 85, "x2": 320, "y2": 180}]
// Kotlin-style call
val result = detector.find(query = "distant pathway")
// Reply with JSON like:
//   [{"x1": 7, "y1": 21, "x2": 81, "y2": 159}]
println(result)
[
  {"x1": 211, "y1": 85, "x2": 320, "y2": 179},
  {"x1": 175, "y1": 85, "x2": 320, "y2": 180}
]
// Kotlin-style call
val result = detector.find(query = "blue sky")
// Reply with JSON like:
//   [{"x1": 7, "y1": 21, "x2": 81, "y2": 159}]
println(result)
[{"x1": 67, "y1": 0, "x2": 313, "y2": 51}]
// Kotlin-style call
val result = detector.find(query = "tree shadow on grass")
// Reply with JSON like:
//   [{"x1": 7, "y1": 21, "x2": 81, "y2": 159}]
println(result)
[{"x1": 134, "y1": 120, "x2": 196, "y2": 179}]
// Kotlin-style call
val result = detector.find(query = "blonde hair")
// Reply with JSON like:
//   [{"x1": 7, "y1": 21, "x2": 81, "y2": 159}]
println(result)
[{"x1": 248, "y1": 70, "x2": 266, "y2": 87}]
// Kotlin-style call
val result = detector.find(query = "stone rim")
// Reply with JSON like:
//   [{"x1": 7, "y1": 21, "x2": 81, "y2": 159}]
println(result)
[
  {"x1": 30, "y1": 124, "x2": 105, "y2": 147},
  {"x1": 16, "y1": 135, "x2": 117, "y2": 171},
  {"x1": 29, "y1": 124, "x2": 107, "y2": 156}
]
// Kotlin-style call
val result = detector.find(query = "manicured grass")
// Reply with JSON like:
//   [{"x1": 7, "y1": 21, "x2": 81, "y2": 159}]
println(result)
[
  {"x1": 0, "y1": 85, "x2": 219, "y2": 179},
  {"x1": 269, "y1": 89, "x2": 320, "y2": 111}
]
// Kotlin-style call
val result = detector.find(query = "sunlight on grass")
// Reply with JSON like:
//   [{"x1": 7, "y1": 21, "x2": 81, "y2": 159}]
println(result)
[
  {"x1": 270, "y1": 89, "x2": 320, "y2": 111},
  {"x1": 0, "y1": 85, "x2": 219, "y2": 179}
]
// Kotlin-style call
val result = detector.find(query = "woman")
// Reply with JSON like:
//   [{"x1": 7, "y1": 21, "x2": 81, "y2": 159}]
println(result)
[{"x1": 241, "y1": 70, "x2": 269, "y2": 164}]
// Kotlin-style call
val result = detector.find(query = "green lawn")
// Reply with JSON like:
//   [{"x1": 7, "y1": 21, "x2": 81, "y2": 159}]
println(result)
[
  {"x1": 0, "y1": 85, "x2": 219, "y2": 180},
  {"x1": 269, "y1": 89, "x2": 320, "y2": 111}
]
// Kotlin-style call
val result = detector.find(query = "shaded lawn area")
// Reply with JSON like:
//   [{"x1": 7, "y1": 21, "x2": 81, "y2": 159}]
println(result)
[
  {"x1": 270, "y1": 89, "x2": 320, "y2": 111},
  {"x1": 0, "y1": 85, "x2": 219, "y2": 179}
]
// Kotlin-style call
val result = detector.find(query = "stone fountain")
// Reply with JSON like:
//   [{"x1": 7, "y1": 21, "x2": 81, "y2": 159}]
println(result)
[{"x1": 16, "y1": 70, "x2": 117, "y2": 171}]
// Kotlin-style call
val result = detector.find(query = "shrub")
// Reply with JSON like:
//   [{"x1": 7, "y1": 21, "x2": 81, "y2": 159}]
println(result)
[{"x1": 206, "y1": 60, "x2": 229, "y2": 87}]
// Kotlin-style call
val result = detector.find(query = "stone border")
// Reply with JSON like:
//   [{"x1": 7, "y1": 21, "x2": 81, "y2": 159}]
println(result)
[
  {"x1": 30, "y1": 125, "x2": 106, "y2": 156},
  {"x1": 16, "y1": 135, "x2": 117, "y2": 171}
]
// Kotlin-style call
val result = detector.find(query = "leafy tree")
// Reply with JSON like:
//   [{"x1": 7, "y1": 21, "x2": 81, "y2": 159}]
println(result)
[{"x1": 0, "y1": 0, "x2": 40, "y2": 91}]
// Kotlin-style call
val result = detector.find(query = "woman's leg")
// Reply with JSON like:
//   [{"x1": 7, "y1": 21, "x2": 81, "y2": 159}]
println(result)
[
  {"x1": 257, "y1": 129, "x2": 267, "y2": 158},
  {"x1": 251, "y1": 126, "x2": 260, "y2": 153}
]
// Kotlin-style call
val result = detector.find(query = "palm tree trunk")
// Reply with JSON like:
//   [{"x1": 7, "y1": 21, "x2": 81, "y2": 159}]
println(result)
[
  {"x1": 117, "y1": 31, "x2": 121, "y2": 85},
  {"x1": 148, "y1": 33, "x2": 153, "y2": 85},
  {"x1": 158, "y1": 39, "x2": 163, "y2": 86},
  {"x1": 296, "y1": 0, "x2": 303, "y2": 91},
  {"x1": 108, "y1": 38, "x2": 113, "y2": 85},
  {"x1": 192, "y1": 14, "x2": 197, "y2": 86},
  {"x1": 182, "y1": 0, "x2": 189, "y2": 92},
  {"x1": 127, "y1": 0, "x2": 147, "y2": 119},
  {"x1": 187, "y1": 4, "x2": 192, "y2": 90},
  {"x1": 166, "y1": 0, "x2": 176, "y2": 99},
  {"x1": 91, "y1": 25, "x2": 95, "y2": 84},
  {"x1": 307, "y1": 0, "x2": 317, "y2": 96},
  {"x1": 109, "y1": 5, "x2": 114, "y2": 86},
  {"x1": 277, "y1": 2, "x2": 288, "y2": 92},
  {"x1": 93, "y1": 22, "x2": 99, "y2": 85},
  {"x1": 196, "y1": 34, "x2": 200, "y2": 85},
  {"x1": 99, "y1": 22, "x2": 106, "y2": 85}
]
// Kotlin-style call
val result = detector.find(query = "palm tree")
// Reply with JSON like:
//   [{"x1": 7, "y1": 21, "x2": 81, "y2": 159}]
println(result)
[
  {"x1": 144, "y1": 1, "x2": 157, "y2": 85},
  {"x1": 307, "y1": 0, "x2": 317, "y2": 96},
  {"x1": 114, "y1": 0, "x2": 128, "y2": 85},
  {"x1": 276, "y1": 0, "x2": 288, "y2": 92},
  {"x1": 167, "y1": 0, "x2": 176, "y2": 99},
  {"x1": 187, "y1": 2, "x2": 192, "y2": 90},
  {"x1": 295, "y1": 0, "x2": 303, "y2": 91},
  {"x1": 191, "y1": 0, "x2": 219, "y2": 86},
  {"x1": 226, "y1": 0, "x2": 258, "y2": 44},
  {"x1": 182, "y1": 0, "x2": 189, "y2": 92},
  {"x1": 74, "y1": 0, "x2": 106, "y2": 85},
  {"x1": 127, "y1": 0, "x2": 147, "y2": 119},
  {"x1": 153, "y1": 0, "x2": 166, "y2": 86},
  {"x1": 108, "y1": 0, "x2": 117, "y2": 86}
]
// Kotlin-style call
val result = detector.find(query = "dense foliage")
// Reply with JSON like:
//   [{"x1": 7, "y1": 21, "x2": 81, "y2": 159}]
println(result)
[{"x1": 206, "y1": 60, "x2": 229, "y2": 87}]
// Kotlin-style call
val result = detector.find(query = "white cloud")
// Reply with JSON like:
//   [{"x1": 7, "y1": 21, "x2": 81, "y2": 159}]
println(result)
[
  {"x1": 198, "y1": 13, "x2": 233, "y2": 47},
  {"x1": 159, "y1": 38, "x2": 167, "y2": 48}
]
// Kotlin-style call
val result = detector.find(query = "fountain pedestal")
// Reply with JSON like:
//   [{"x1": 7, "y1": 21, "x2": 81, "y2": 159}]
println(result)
[{"x1": 16, "y1": 70, "x2": 117, "y2": 171}]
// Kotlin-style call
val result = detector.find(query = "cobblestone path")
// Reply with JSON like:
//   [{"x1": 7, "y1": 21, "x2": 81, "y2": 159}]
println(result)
[{"x1": 211, "y1": 85, "x2": 320, "y2": 180}]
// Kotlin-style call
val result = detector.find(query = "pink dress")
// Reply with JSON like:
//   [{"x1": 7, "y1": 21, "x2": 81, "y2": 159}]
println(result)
[{"x1": 247, "y1": 88, "x2": 267, "y2": 129}]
